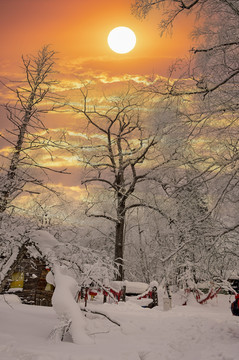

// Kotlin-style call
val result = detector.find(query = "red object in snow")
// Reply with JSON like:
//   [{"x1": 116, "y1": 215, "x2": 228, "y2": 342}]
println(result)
[
  {"x1": 103, "y1": 289, "x2": 108, "y2": 296},
  {"x1": 182, "y1": 287, "x2": 221, "y2": 306},
  {"x1": 198, "y1": 287, "x2": 221, "y2": 304},
  {"x1": 110, "y1": 288, "x2": 122, "y2": 301},
  {"x1": 138, "y1": 290, "x2": 153, "y2": 300}
]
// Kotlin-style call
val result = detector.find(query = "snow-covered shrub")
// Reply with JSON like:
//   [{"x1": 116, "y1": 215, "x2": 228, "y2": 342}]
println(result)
[{"x1": 53, "y1": 242, "x2": 116, "y2": 288}]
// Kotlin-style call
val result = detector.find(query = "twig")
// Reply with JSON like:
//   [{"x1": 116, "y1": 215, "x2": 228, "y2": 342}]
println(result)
[{"x1": 81, "y1": 308, "x2": 120, "y2": 327}]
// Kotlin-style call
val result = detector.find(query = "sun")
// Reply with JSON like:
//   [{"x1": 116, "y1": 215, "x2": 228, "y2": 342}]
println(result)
[{"x1": 107, "y1": 27, "x2": 136, "y2": 54}]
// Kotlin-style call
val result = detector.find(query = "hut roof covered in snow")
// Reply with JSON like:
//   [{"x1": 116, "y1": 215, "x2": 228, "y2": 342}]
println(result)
[{"x1": 0, "y1": 230, "x2": 59, "y2": 306}]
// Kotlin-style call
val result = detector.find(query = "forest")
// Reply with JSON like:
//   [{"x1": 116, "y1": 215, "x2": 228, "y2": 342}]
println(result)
[{"x1": 0, "y1": 0, "x2": 239, "y2": 295}]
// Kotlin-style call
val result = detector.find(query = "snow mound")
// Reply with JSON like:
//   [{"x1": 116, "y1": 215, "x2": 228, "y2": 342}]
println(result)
[
  {"x1": 0, "y1": 294, "x2": 21, "y2": 304},
  {"x1": 0, "y1": 294, "x2": 238, "y2": 360},
  {"x1": 30, "y1": 230, "x2": 59, "y2": 255},
  {"x1": 51, "y1": 266, "x2": 92, "y2": 345},
  {"x1": 110, "y1": 280, "x2": 149, "y2": 294}
]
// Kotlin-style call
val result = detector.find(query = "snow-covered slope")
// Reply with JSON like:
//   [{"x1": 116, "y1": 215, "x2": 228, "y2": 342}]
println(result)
[{"x1": 0, "y1": 294, "x2": 238, "y2": 360}]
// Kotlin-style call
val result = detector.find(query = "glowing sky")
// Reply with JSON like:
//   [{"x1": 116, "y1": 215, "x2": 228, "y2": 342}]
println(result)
[
  {"x1": 0, "y1": 0, "x2": 195, "y2": 206},
  {"x1": 0, "y1": 0, "x2": 194, "y2": 76}
]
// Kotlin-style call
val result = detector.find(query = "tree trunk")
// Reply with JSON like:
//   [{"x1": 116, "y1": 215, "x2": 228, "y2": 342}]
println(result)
[
  {"x1": 0, "y1": 106, "x2": 33, "y2": 214},
  {"x1": 115, "y1": 196, "x2": 125, "y2": 278},
  {"x1": 115, "y1": 218, "x2": 125, "y2": 280}
]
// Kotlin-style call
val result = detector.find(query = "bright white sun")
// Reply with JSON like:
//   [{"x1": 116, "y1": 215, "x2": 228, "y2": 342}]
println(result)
[{"x1": 107, "y1": 27, "x2": 136, "y2": 54}]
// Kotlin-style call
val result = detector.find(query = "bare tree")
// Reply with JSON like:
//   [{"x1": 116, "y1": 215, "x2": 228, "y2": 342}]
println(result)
[
  {"x1": 0, "y1": 46, "x2": 67, "y2": 217},
  {"x1": 72, "y1": 86, "x2": 175, "y2": 280}
]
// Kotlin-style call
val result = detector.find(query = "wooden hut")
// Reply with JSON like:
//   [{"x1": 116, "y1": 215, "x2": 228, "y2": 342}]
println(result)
[{"x1": 0, "y1": 231, "x2": 56, "y2": 306}]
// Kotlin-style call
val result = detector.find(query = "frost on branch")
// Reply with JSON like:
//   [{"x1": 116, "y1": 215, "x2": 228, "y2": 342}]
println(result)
[{"x1": 53, "y1": 242, "x2": 116, "y2": 288}]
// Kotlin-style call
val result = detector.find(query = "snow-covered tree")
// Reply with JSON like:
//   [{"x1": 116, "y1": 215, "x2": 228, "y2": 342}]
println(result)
[
  {"x1": 71, "y1": 85, "x2": 176, "y2": 280},
  {"x1": 132, "y1": 0, "x2": 239, "y2": 245},
  {"x1": 0, "y1": 46, "x2": 67, "y2": 218}
]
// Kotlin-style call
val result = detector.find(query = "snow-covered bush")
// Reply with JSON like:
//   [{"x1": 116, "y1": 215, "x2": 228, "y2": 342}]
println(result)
[{"x1": 52, "y1": 242, "x2": 116, "y2": 288}]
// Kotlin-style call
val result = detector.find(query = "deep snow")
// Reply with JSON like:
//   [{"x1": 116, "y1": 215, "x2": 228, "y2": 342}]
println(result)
[{"x1": 0, "y1": 293, "x2": 239, "y2": 360}]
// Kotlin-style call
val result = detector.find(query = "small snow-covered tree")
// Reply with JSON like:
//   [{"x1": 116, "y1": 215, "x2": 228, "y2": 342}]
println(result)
[{"x1": 28, "y1": 229, "x2": 117, "y2": 344}]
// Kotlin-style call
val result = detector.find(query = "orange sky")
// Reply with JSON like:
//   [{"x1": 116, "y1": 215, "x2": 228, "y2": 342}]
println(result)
[
  {"x1": 0, "y1": 0, "x2": 194, "y2": 76},
  {"x1": 0, "y1": 0, "x2": 196, "y2": 208}
]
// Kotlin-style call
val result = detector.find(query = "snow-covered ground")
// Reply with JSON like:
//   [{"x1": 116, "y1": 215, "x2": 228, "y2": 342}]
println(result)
[{"x1": 0, "y1": 294, "x2": 238, "y2": 360}]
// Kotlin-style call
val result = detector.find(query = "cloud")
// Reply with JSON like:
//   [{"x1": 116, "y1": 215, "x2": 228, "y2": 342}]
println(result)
[{"x1": 57, "y1": 54, "x2": 174, "y2": 83}]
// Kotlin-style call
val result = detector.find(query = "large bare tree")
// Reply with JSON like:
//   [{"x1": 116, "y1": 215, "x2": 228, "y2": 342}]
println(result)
[
  {"x1": 72, "y1": 86, "x2": 174, "y2": 280},
  {"x1": 0, "y1": 46, "x2": 67, "y2": 216}
]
